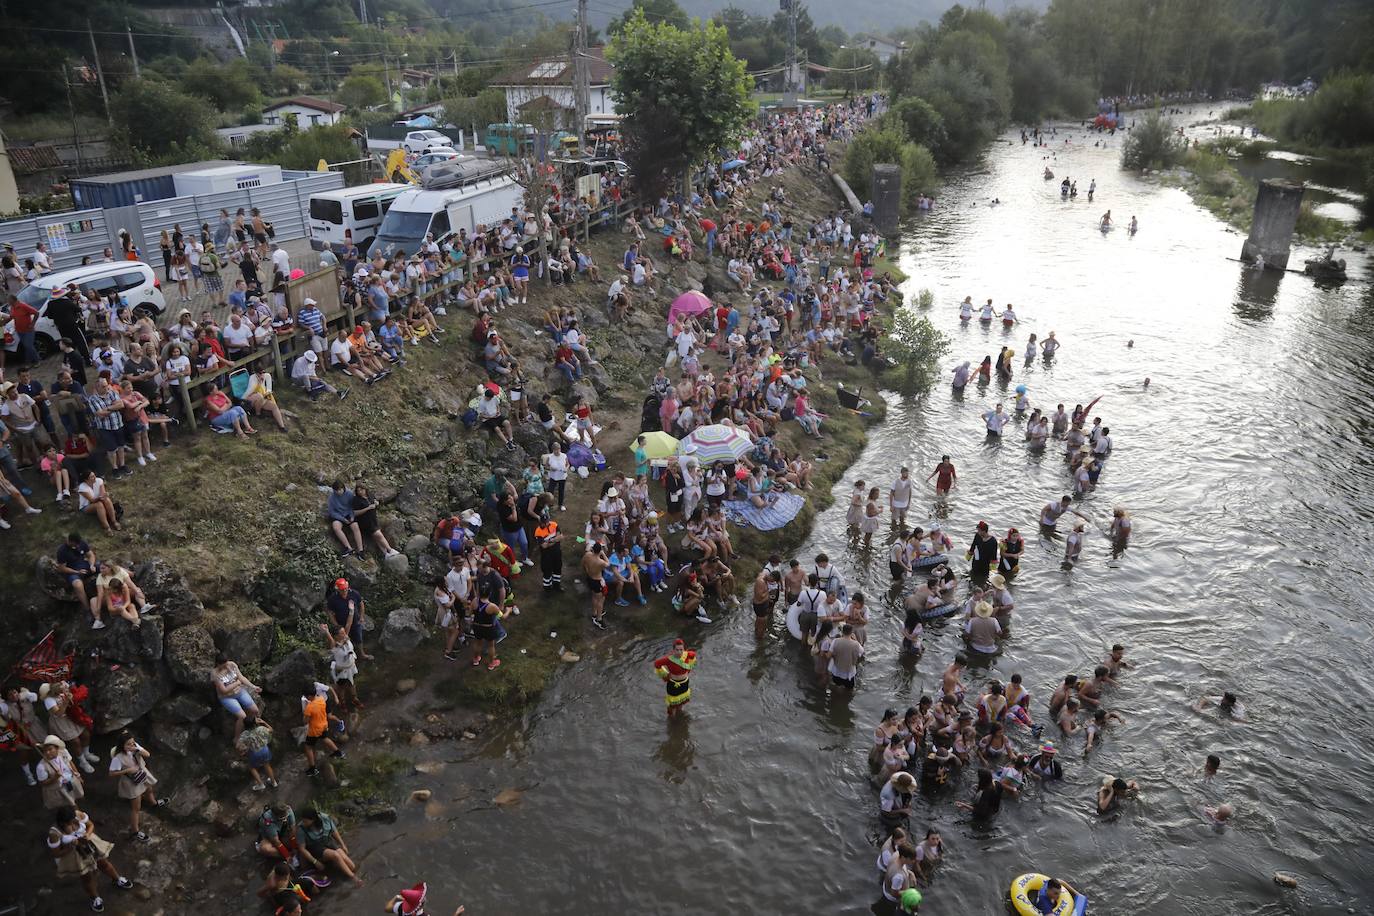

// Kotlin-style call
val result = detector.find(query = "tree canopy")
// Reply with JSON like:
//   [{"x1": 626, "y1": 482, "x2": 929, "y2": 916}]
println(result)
[{"x1": 607, "y1": 10, "x2": 753, "y2": 200}]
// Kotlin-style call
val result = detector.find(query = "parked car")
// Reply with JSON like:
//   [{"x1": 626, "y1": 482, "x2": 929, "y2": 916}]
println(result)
[
  {"x1": 1, "y1": 261, "x2": 166, "y2": 358},
  {"x1": 403, "y1": 130, "x2": 455, "y2": 155},
  {"x1": 411, "y1": 148, "x2": 461, "y2": 172}
]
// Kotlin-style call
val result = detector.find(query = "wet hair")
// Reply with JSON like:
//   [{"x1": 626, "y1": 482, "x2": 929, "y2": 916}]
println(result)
[
  {"x1": 1094, "y1": 666, "x2": 1109, "y2": 678},
  {"x1": 917, "y1": 695, "x2": 932, "y2": 708},
  {"x1": 889, "y1": 733, "x2": 904, "y2": 746},
  {"x1": 1047, "y1": 879, "x2": 1063, "y2": 892},
  {"x1": 1112, "y1": 777, "x2": 1129, "y2": 791},
  {"x1": 1206, "y1": 754, "x2": 1221, "y2": 770},
  {"x1": 1093, "y1": 710, "x2": 1107, "y2": 722},
  {"x1": 954, "y1": 653, "x2": 968, "y2": 667},
  {"x1": 851, "y1": 592, "x2": 865, "y2": 605},
  {"x1": 987, "y1": 681, "x2": 1004, "y2": 696},
  {"x1": 882, "y1": 708, "x2": 899, "y2": 721},
  {"x1": 1111, "y1": 644, "x2": 1124, "y2": 653},
  {"x1": 1066, "y1": 697, "x2": 1080, "y2": 709},
  {"x1": 1010, "y1": 673, "x2": 1023, "y2": 685},
  {"x1": 976, "y1": 768, "x2": 993, "y2": 790},
  {"x1": 1220, "y1": 692, "x2": 1237, "y2": 707},
  {"x1": 1064, "y1": 674, "x2": 1078, "y2": 686},
  {"x1": 815, "y1": 553, "x2": 828, "y2": 564},
  {"x1": 789, "y1": 559, "x2": 800, "y2": 568}
]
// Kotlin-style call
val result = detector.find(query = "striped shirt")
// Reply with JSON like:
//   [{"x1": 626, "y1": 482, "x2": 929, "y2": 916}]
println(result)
[
  {"x1": 297, "y1": 306, "x2": 324, "y2": 336},
  {"x1": 86, "y1": 387, "x2": 125, "y2": 431}
]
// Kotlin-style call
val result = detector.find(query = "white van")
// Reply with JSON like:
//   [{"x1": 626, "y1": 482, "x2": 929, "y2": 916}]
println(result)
[
  {"x1": 2, "y1": 261, "x2": 166, "y2": 357},
  {"x1": 368, "y1": 163, "x2": 523, "y2": 260},
  {"x1": 308, "y1": 183, "x2": 410, "y2": 257}
]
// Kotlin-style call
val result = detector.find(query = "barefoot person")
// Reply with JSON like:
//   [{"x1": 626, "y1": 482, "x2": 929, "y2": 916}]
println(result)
[
  {"x1": 928, "y1": 456, "x2": 956, "y2": 497},
  {"x1": 652, "y1": 639, "x2": 698, "y2": 718}
]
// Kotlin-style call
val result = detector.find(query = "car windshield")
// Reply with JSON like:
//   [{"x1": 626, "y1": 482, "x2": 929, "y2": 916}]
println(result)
[
  {"x1": 375, "y1": 209, "x2": 432, "y2": 241},
  {"x1": 15, "y1": 283, "x2": 51, "y2": 309}
]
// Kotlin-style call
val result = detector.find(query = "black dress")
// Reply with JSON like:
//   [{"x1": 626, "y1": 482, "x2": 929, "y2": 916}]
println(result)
[{"x1": 351, "y1": 494, "x2": 379, "y2": 537}]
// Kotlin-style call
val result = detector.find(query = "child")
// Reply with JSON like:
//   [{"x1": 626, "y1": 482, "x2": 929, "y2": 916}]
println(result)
[
  {"x1": 1083, "y1": 709, "x2": 1125, "y2": 755},
  {"x1": 236, "y1": 717, "x2": 278, "y2": 791},
  {"x1": 320, "y1": 625, "x2": 361, "y2": 712},
  {"x1": 301, "y1": 684, "x2": 345, "y2": 777},
  {"x1": 40, "y1": 446, "x2": 71, "y2": 502}
]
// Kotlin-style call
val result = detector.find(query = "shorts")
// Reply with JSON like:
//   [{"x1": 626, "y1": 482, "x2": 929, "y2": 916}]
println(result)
[
  {"x1": 832, "y1": 674, "x2": 856, "y2": 689},
  {"x1": 889, "y1": 561, "x2": 906, "y2": 579},
  {"x1": 247, "y1": 746, "x2": 272, "y2": 768},
  {"x1": 219, "y1": 689, "x2": 257, "y2": 716},
  {"x1": 305, "y1": 732, "x2": 325, "y2": 746},
  {"x1": 752, "y1": 601, "x2": 773, "y2": 619},
  {"x1": 482, "y1": 416, "x2": 505, "y2": 432},
  {"x1": 97, "y1": 427, "x2": 124, "y2": 453},
  {"x1": 585, "y1": 576, "x2": 607, "y2": 595}
]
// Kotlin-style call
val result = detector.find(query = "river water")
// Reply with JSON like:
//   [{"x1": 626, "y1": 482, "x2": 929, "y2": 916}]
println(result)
[{"x1": 331, "y1": 115, "x2": 1373, "y2": 915}]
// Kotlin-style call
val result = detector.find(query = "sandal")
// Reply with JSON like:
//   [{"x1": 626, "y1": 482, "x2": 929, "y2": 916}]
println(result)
[
  {"x1": 471, "y1": 654, "x2": 482, "y2": 667},
  {"x1": 486, "y1": 658, "x2": 502, "y2": 671},
  {"x1": 154, "y1": 797, "x2": 168, "y2": 807}
]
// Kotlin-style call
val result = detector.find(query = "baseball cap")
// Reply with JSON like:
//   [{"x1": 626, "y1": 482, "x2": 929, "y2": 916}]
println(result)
[{"x1": 334, "y1": 578, "x2": 349, "y2": 590}]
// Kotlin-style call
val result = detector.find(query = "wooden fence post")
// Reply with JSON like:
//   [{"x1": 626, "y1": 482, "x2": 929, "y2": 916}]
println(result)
[{"x1": 177, "y1": 383, "x2": 197, "y2": 432}]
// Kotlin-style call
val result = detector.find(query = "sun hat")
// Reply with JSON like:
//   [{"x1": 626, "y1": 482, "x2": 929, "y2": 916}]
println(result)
[
  {"x1": 605, "y1": 487, "x2": 619, "y2": 498},
  {"x1": 42, "y1": 735, "x2": 65, "y2": 749},
  {"x1": 1040, "y1": 742, "x2": 1057, "y2": 756},
  {"x1": 304, "y1": 350, "x2": 318, "y2": 363},
  {"x1": 988, "y1": 573, "x2": 1007, "y2": 589},
  {"x1": 304, "y1": 297, "x2": 317, "y2": 306},
  {"x1": 973, "y1": 600, "x2": 994, "y2": 618}
]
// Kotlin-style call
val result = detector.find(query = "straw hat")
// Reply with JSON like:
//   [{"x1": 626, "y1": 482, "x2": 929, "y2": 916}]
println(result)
[
  {"x1": 973, "y1": 600, "x2": 994, "y2": 618},
  {"x1": 988, "y1": 573, "x2": 1007, "y2": 590}
]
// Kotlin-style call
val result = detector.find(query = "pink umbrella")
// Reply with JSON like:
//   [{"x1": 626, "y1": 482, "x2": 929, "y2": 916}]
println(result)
[{"x1": 668, "y1": 290, "x2": 712, "y2": 327}]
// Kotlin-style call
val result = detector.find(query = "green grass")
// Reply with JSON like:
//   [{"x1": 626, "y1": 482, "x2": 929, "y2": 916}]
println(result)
[{"x1": 3, "y1": 113, "x2": 109, "y2": 144}]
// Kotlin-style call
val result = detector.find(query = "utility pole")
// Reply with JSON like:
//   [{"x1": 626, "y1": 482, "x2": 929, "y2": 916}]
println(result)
[
  {"x1": 87, "y1": 19, "x2": 111, "y2": 125},
  {"x1": 382, "y1": 56, "x2": 394, "y2": 106},
  {"x1": 63, "y1": 64, "x2": 87, "y2": 176},
  {"x1": 781, "y1": 0, "x2": 798, "y2": 103},
  {"x1": 573, "y1": 0, "x2": 589, "y2": 143},
  {"x1": 358, "y1": 0, "x2": 368, "y2": 26},
  {"x1": 125, "y1": 20, "x2": 140, "y2": 78}
]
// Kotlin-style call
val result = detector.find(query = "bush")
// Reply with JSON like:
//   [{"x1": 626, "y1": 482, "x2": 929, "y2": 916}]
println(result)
[
  {"x1": 887, "y1": 98, "x2": 948, "y2": 161},
  {"x1": 111, "y1": 78, "x2": 219, "y2": 159},
  {"x1": 882, "y1": 307, "x2": 951, "y2": 394},
  {"x1": 844, "y1": 129, "x2": 939, "y2": 210},
  {"x1": 1121, "y1": 111, "x2": 1183, "y2": 171}
]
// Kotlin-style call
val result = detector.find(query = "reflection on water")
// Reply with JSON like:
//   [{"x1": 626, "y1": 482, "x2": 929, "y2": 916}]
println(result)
[{"x1": 226, "y1": 113, "x2": 1374, "y2": 915}]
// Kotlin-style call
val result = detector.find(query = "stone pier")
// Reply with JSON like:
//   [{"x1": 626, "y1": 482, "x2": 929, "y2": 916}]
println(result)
[
  {"x1": 1241, "y1": 179, "x2": 1304, "y2": 269},
  {"x1": 871, "y1": 164, "x2": 902, "y2": 235}
]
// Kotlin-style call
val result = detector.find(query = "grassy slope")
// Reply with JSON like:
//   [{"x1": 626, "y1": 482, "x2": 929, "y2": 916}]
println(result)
[{"x1": 2, "y1": 151, "x2": 905, "y2": 709}]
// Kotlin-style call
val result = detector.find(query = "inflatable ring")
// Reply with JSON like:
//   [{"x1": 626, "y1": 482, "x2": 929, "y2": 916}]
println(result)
[
  {"x1": 911, "y1": 553, "x2": 949, "y2": 571},
  {"x1": 1010, "y1": 873, "x2": 1087, "y2": 916},
  {"x1": 917, "y1": 602, "x2": 959, "y2": 622},
  {"x1": 785, "y1": 601, "x2": 804, "y2": 640}
]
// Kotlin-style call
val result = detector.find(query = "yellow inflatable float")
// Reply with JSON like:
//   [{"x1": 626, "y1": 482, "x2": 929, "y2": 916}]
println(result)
[{"x1": 1009, "y1": 873, "x2": 1088, "y2": 916}]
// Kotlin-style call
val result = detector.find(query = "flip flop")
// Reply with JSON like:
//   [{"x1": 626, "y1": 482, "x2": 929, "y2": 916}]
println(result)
[
  {"x1": 487, "y1": 658, "x2": 502, "y2": 670},
  {"x1": 472, "y1": 655, "x2": 482, "y2": 667}
]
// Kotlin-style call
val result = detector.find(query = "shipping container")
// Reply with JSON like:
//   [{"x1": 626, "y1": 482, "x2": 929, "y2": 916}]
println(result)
[
  {"x1": 172, "y1": 164, "x2": 284, "y2": 197},
  {"x1": 70, "y1": 160, "x2": 244, "y2": 210}
]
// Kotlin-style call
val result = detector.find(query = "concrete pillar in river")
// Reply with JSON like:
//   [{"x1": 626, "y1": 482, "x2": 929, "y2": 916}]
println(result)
[
  {"x1": 871, "y1": 164, "x2": 902, "y2": 234},
  {"x1": 1241, "y1": 179, "x2": 1304, "y2": 270}
]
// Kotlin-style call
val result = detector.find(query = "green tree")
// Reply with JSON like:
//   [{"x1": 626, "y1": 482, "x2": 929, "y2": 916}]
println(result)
[
  {"x1": 442, "y1": 89, "x2": 508, "y2": 135},
  {"x1": 883, "y1": 307, "x2": 951, "y2": 394},
  {"x1": 338, "y1": 75, "x2": 387, "y2": 110},
  {"x1": 887, "y1": 98, "x2": 947, "y2": 160},
  {"x1": 610, "y1": 0, "x2": 690, "y2": 34},
  {"x1": 608, "y1": 10, "x2": 753, "y2": 200},
  {"x1": 1120, "y1": 111, "x2": 1184, "y2": 171},
  {"x1": 181, "y1": 57, "x2": 264, "y2": 112},
  {"x1": 844, "y1": 128, "x2": 937, "y2": 209},
  {"x1": 111, "y1": 78, "x2": 219, "y2": 160}
]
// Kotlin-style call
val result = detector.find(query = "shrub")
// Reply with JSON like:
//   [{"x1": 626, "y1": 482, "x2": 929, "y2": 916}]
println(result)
[
  {"x1": 844, "y1": 129, "x2": 939, "y2": 210},
  {"x1": 1121, "y1": 111, "x2": 1183, "y2": 171},
  {"x1": 882, "y1": 307, "x2": 951, "y2": 394}
]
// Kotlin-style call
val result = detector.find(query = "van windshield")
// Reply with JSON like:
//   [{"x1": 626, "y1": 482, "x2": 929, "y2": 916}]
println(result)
[
  {"x1": 375, "y1": 209, "x2": 432, "y2": 241},
  {"x1": 16, "y1": 284, "x2": 51, "y2": 309},
  {"x1": 310, "y1": 198, "x2": 344, "y2": 224}
]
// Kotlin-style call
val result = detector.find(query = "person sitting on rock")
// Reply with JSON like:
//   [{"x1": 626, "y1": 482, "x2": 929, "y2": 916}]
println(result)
[
  {"x1": 54, "y1": 533, "x2": 100, "y2": 624},
  {"x1": 296, "y1": 807, "x2": 363, "y2": 886},
  {"x1": 476, "y1": 388, "x2": 515, "y2": 452},
  {"x1": 95, "y1": 561, "x2": 151, "y2": 619}
]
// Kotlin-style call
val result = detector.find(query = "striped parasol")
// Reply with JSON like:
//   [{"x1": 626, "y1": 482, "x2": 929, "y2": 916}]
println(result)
[{"x1": 680, "y1": 424, "x2": 753, "y2": 464}]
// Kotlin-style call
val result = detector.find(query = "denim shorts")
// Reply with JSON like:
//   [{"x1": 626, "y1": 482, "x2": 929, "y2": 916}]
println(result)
[{"x1": 219, "y1": 689, "x2": 256, "y2": 716}]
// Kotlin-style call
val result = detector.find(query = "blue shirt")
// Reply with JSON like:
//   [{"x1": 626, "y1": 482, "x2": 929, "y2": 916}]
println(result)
[
  {"x1": 227, "y1": 289, "x2": 247, "y2": 311},
  {"x1": 367, "y1": 287, "x2": 389, "y2": 319},
  {"x1": 726, "y1": 308, "x2": 740, "y2": 333},
  {"x1": 623, "y1": 249, "x2": 636, "y2": 271},
  {"x1": 379, "y1": 324, "x2": 403, "y2": 348}
]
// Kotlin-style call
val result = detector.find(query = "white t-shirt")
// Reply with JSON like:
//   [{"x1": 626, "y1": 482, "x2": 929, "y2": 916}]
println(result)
[
  {"x1": 984, "y1": 410, "x2": 1007, "y2": 433},
  {"x1": 165, "y1": 355, "x2": 191, "y2": 385},
  {"x1": 329, "y1": 338, "x2": 354, "y2": 367},
  {"x1": 676, "y1": 331, "x2": 696, "y2": 358},
  {"x1": 221, "y1": 322, "x2": 253, "y2": 349},
  {"x1": 545, "y1": 452, "x2": 569, "y2": 481},
  {"x1": 445, "y1": 565, "x2": 472, "y2": 600},
  {"x1": 78, "y1": 478, "x2": 105, "y2": 511}
]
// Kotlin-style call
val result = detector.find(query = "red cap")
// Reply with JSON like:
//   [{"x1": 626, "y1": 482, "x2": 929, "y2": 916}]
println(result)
[
  {"x1": 334, "y1": 578, "x2": 349, "y2": 590},
  {"x1": 353, "y1": 325, "x2": 364, "y2": 335}
]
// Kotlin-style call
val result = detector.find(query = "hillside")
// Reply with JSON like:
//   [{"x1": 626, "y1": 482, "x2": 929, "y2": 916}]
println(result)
[{"x1": 668, "y1": 0, "x2": 1050, "y2": 32}]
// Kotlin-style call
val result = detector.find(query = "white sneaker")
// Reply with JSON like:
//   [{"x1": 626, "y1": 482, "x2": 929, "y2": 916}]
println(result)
[
  {"x1": 137, "y1": 456, "x2": 147, "y2": 467},
  {"x1": 695, "y1": 613, "x2": 713, "y2": 624},
  {"x1": 24, "y1": 506, "x2": 41, "y2": 514},
  {"x1": 78, "y1": 756, "x2": 95, "y2": 774},
  {"x1": 62, "y1": 489, "x2": 71, "y2": 498},
  {"x1": 91, "y1": 619, "x2": 106, "y2": 629},
  {"x1": 83, "y1": 749, "x2": 100, "y2": 764},
  {"x1": 146, "y1": 452, "x2": 157, "y2": 461},
  {"x1": 22, "y1": 767, "x2": 36, "y2": 786}
]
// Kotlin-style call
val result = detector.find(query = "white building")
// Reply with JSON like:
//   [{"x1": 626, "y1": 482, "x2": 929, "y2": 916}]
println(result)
[
  {"x1": 216, "y1": 122, "x2": 283, "y2": 148},
  {"x1": 854, "y1": 34, "x2": 905, "y2": 64},
  {"x1": 262, "y1": 96, "x2": 347, "y2": 128},
  {"x1": 490, "y1": 48, "x2": 616, "y2": 131}
]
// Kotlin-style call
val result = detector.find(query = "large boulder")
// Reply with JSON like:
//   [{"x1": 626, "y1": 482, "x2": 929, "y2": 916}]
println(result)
[
  {"x1": 165, "y1": 625, "x2": 216, "y2": 688},
  {"x1": 512, "y1": 418, "x2": 552, "y2": 455},
  {"x1": 150, "y1": 692, "x2": 214, "y2": 724},
  {"x1": 382, "y1": 552, "x2": 410, "y2": 577},
  {"x1": 569, "y1": 379, "x2": 599, "y2": 408},
  {"x1": 395, "y1": 477, "x2": 438, "y2": 518},
  {"x1": 99, "y1": 614, "x2": 164, "y2": 665},
  {"x1": 209, "y1": 605, "x2": 276, "y2": 664},
  {"x1": 93, "y1": 662, "x2": 172, "y2": 734},
  {"x1": 34, "y1": 556, "x2": 82, "y2": 604},
  {"x1": 250, "y1": 566, "x2": 326, "y2": 620},
  {"x1": 402, "y1": 535, "x2": 431, "y2": 558},
  {"x1": 134, "y1": 559, "x2": 205, "y2": 630},
  {"x1": 263, "y1": 649, "x2": 317, "y2": 697},
  {"x1": 381, "y1": 607, "x2": 428, "y2": 653},
  {"x1": 417, "y1": 552, "x2": 447, "y2": 584},
  {"x1": 150, "y1": 721, "x2": 191, "y2": 757}
]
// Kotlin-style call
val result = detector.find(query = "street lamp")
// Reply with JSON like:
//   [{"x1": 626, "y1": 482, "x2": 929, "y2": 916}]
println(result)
[{"x1": 839, "y1": 44, "x2": 857, "y2": 95}]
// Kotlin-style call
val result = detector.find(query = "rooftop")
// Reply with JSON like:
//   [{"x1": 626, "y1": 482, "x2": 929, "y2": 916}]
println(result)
[
  {"x1": 264, "y1": 96, "x2": 347, "y2": 114},
  {"x1": 492, "y1": 48, "x2": 612, "y2": 87}
]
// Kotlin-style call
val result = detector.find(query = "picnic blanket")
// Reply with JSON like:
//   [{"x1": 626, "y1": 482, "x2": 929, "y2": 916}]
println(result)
[{"x1": 721, "y1": 493, "x2": 805, "y2": 531}]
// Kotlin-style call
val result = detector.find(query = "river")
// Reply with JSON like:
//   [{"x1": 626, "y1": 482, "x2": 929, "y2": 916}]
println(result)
[{"x1": 321, "y1": 114, "x2": 1373, "y2": 915}]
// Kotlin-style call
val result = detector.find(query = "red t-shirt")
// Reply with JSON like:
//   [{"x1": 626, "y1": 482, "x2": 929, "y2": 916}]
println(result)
[{"x1": 11, "y1": 302, "x2": 38, "y2": 334}]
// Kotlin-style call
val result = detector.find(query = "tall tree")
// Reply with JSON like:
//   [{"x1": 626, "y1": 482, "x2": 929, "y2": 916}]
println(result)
[{"x1": 607, "y1": 10, "x2": 753, "y2": 199}]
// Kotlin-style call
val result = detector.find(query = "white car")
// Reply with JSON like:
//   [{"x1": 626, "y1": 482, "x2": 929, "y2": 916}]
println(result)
[
  {"x1": 411, "y1": 148, "x2": 461, "y2": 171},
  {"x1": 2, "y1": 261, "x2": 166, "y2": 357},
  {"x1": 403, "y1": 130, "x2": 454, "y2": 155}
]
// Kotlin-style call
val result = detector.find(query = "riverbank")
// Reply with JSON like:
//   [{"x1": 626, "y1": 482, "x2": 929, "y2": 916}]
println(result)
[{"x1": 0, "y1": 130, "x2": 915, "y2": 911}]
